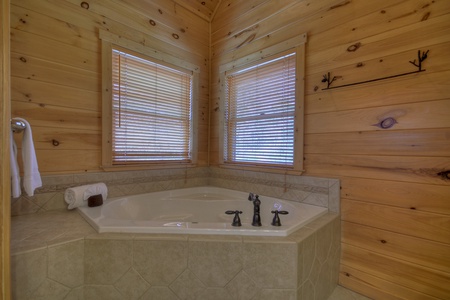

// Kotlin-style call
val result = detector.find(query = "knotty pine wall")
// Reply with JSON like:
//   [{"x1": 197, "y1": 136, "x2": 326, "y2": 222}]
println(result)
[
  {"x1": 10, "y1": 0, "x2": 210, "y2": 173},
  {"x1": 209, "y1": 0, "x2": 450, "y2": 299},
  {"x1": 8, "y1": 0, "x2": 450, "y2": 299}
]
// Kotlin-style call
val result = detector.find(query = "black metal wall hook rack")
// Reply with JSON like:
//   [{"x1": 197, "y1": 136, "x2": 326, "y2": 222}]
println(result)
[{"x1": 321, "y1": 49, "x2": 429, "y2": 90}]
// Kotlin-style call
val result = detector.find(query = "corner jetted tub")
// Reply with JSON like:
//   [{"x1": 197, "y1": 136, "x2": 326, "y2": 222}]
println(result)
[{"x1": 77, "y1": 186, "x2": 328, "y2": 236}]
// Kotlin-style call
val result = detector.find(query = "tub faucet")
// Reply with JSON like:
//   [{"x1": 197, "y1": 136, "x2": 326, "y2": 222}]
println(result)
[{"x1": 248, "y1": 193, "x2": 262, "y2": 226}]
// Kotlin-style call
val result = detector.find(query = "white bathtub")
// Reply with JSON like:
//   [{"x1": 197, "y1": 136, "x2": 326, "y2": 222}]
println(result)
[{"x1": 77, "y1": 186, "x2": 328, "y2": 236}]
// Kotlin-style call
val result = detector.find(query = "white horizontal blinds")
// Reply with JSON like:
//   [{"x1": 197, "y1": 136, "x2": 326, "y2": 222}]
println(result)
[
  {"x1": 111, "y1": 48, "x2": 192, "y2": 164},
  {"x1": 224, "y1": 52, "x2": 296, "y2": 167}
]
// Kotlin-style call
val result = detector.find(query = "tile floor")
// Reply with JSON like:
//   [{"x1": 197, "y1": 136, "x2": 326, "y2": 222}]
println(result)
[{"x1": 328, "y1": 285, "x2": 372, "y2": 300}]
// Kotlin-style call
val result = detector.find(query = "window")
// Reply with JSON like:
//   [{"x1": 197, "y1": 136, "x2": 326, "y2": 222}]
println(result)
[
  {"x1": 111, "y1": 48, "x2": 192, "y2": 164},
  {"x1": 101, "y1": 31, "x2": 199, "y2": 169},
  {"x1": 221, "y1": 36, "x2": 306, "y2": 173}
]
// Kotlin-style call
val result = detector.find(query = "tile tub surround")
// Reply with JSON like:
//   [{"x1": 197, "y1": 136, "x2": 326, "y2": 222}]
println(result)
[
  {"x1": 11, "y1": 211, "x2": 340, "y2": 300},
  {"x1": 209, "y1": 167, "x2": 340, "y2": 213},
  {"x1": 11, "y1": 166, "x2": 340, "y2": 216},
  {"x1": 11, "y1": 167, "x2": 211, "y2": 216}
]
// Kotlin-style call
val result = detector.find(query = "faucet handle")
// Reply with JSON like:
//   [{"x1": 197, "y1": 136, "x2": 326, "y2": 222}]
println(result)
[
  {"x1": 271, "y1": 210, "x2": 289, "y2": 226},
  {"x1": 225, "y1": 210, "x2": 243, "y2": 227}
]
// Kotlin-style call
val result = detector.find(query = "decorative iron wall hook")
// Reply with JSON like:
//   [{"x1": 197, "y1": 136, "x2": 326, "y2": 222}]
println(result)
[
  {"x1": 321, "y1": 72, "x2": 342, "y2": 89},
  {"x1": 321, "y1": 49, "x2": 429, "y2": 90},
  {"x1": 409, "y1": 50, "x2": 429, "y2": 71}
]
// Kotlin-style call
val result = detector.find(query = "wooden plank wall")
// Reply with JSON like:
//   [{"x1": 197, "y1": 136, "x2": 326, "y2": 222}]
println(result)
[
  {"x1": 10, "y1": 0, "x2": 210, "y2": 174},
  {"x1": 1, "y1": 0, "x2": 12, "y2": 298},
  {"x1": 210, "y1": 0, "x2": 450, "y2": 299},
  {"x1": 8, "y1": 0, "x2": 450, "y2": 298}
]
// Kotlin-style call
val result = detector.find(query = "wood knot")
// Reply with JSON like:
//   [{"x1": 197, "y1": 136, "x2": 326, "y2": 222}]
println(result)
[
  {"x1": 235, "y1": 33, "x2": 256, "y2": 49},
  {"x1": 380, "y1": 239, "x2": 387, "y2": 244},
  {"x1": 52, "y1": 139, "x2": 60, "y2": 147},
  {"x1": 373, "y1": 117, "x2": 397, "y2": 129},
  {"x1": 437, "y1": 170, "x2": 450, "y2": 180},
  {"x1": 172, "y1": 33, "x2": 179, "y2": 39},
  {"x1": 158, "y1": 9, "x2": 163, "y2": 14},
  {"x1": 329, "y1": 1, "x2": 351, "y2": 10},
  {"x1": 20, "y1": 57, "x2": 27, "y2": 63},
  {"x1": 149, "y1": 19, "x2": 156, "y2": 26},
  {"x1": 347, "y1": 42, "x2": 361, "y2": 52},
  {"x1": 421, "y1": 12, "x2": 430, "y2": 21},
  {"x1": 80, "y1": 2, "x2": 89, "y2": 9}
]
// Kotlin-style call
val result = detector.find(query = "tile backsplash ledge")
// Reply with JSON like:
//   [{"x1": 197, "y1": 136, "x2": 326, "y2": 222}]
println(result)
[{"x1": 11, "y1": 166, "x2": 340, "y2": 216}]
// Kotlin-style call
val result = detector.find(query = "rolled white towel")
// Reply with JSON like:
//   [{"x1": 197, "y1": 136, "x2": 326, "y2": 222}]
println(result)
[{"x1": 64, "y1": 183, "x2": 108, "y2": 210}]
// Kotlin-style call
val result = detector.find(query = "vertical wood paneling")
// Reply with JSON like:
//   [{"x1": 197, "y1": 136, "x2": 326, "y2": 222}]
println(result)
[
  {"x1": 10, "y1": 0, "x2": 210, "y2": 173},
  {"x1": 1, "y1": 0, "x2": 12, "y2": 298},
  {"x1": 211, "y1": 0, "x2": 450, "y2": 298}
]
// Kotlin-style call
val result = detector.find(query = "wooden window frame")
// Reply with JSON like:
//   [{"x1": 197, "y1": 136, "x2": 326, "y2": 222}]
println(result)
[
  {"x1": 100, "y1": 30, "x2": 199, "y2": 171},
  {"x1": 219, "y1": 34, "x2": 307, "y2": 175}
]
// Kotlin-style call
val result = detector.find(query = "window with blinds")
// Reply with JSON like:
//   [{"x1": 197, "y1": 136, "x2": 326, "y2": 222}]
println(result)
[
  {"x1": 224, "y1": 51, "x2": 296, "y2": 168},
  {"x1": 111, "y1": 48, "x2": 193, "y2": 164}
]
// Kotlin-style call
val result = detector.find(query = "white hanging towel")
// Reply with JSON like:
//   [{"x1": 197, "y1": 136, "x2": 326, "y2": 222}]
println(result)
[
  {"x1": 14, "y1": 118, "x2": 42, "y2": 196},
  {"x1": 10, "y1": 131, "x2": 21, "y2": 198},
  {"x1": 64, "y1": 183, "x2": 108, "y2": 210}
]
